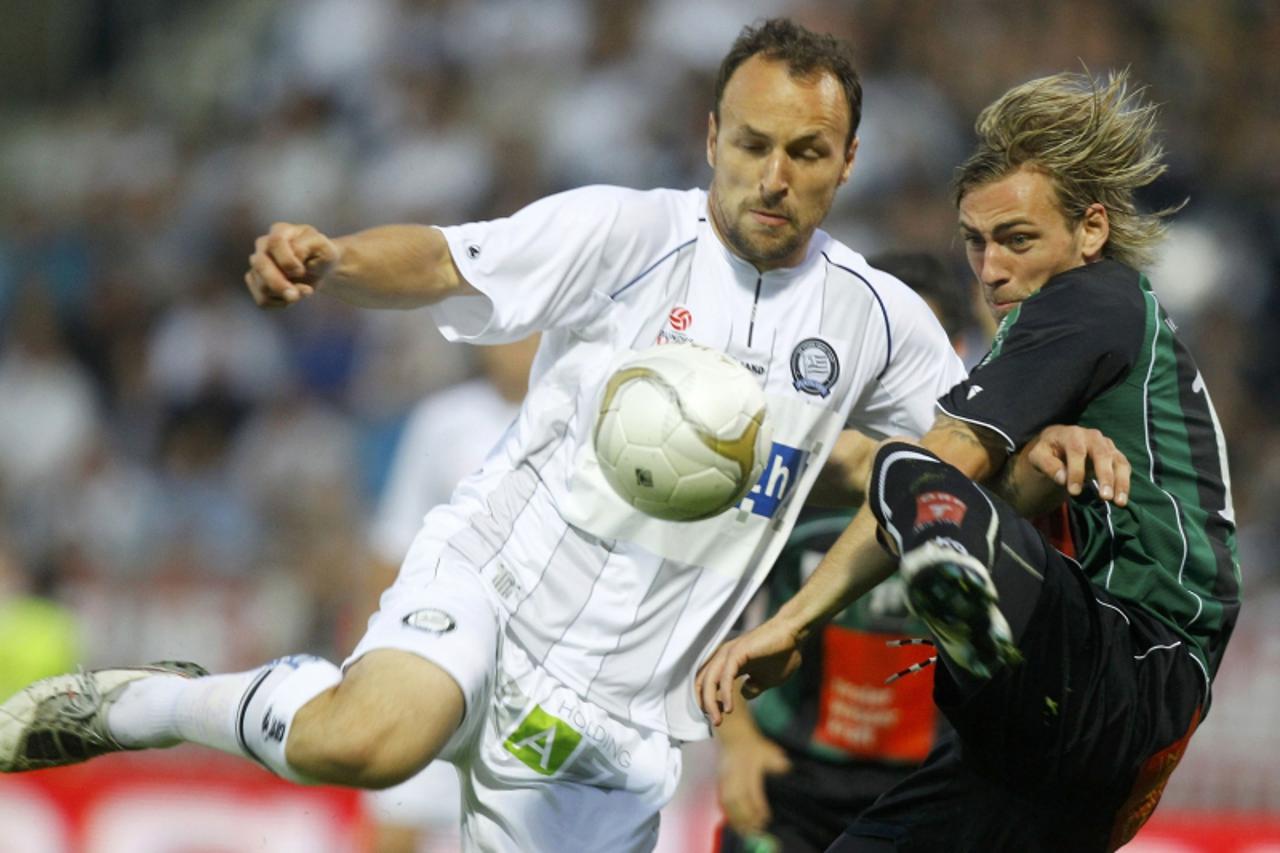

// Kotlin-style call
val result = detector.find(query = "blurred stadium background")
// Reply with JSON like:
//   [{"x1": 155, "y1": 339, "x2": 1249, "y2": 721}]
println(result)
[{"x1": 0, "y1": 1, "x2": 1277, "y2": 850}]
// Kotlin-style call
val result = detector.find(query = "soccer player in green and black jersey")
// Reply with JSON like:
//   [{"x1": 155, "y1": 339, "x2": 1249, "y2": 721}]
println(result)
[
  {"x1": 937, "y1": 258, "x2": 1238, "y2": 688},
  {"x1": 699, "y1": 71, "x2": 1240, "y2": 853}
]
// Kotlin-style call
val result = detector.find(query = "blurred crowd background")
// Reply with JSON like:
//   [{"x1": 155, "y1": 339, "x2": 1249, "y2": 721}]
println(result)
[{"x1": 1, "y1": 0, "x2": 1277, "y2": 824}]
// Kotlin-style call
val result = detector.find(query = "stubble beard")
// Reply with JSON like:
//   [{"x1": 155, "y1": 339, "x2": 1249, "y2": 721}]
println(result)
[
  {"x1": 712, "y1": 195, "x2": 804, "y2": 269},
  {"x1": 725, "y1": 219, "x2": 802, "y2": 267}
]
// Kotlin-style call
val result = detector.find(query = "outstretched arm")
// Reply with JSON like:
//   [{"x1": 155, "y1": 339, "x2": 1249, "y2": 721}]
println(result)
[{"x1": 245, "y1": 222, "x2": 477, "y2": 310}]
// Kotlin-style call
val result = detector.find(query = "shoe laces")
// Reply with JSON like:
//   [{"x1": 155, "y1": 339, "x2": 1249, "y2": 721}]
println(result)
[
  {"x1": 883, "y1": 638, "x2": 936, "y2": 685},
  {"x1": 35, "y1": 669, "x2": 105, "y2": 726}
]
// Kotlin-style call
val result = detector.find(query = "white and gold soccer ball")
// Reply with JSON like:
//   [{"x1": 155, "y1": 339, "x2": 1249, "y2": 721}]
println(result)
[{"x1": 593, "y1": 343, "x2": 772, "y2": 521}]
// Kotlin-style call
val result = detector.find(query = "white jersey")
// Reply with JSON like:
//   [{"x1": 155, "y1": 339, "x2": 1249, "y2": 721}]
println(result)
[{"x1": 421, "y1": 185, "x2": 964, "y2": 739}]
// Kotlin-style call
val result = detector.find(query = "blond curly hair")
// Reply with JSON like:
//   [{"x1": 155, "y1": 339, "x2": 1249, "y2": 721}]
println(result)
[{"x1": 954, "y1": 70, "x2": 1179, "y2": 270}]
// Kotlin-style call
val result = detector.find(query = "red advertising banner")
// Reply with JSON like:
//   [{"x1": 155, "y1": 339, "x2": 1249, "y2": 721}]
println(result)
[
  {"x1": 2, "y1": 747, "x2": 1278, "y2": 853},
  {"x1": 0, "y1": 747, "x2": 368, "y2": 853},
  {"x1": 1129, "y1": 812, "x2": 1280, "y2": 852}
]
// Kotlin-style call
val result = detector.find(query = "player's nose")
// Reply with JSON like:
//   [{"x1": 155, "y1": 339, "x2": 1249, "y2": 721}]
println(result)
[
  {"x1": 979, "y1": 244, "x2": 1010, "y2": 286},
  {"x1": 760, "y1": 152, "x2": 790, "y2": 200}
]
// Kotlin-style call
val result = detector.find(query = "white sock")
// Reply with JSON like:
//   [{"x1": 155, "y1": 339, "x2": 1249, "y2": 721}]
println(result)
[
  {"x1": 107, "y1": 668, "x2": 257, "y2": 753},
  {"x1": 106, "y1": 655, "x2": 342, "y2": 783},
  {"x1": 234, "y1": 655, "x2": 343, "y2": 783}
]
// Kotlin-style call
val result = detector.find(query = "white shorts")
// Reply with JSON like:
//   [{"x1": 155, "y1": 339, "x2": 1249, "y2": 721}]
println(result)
[
  {"x1": 347, "y1": 538, "x2": 683, "y2": 853},
  {"x1": 346, "y1": 539, "x2": 503, "y2": 761},
  {"x1": 365, "y1": 760, "x2": 462, "y2": 830}
]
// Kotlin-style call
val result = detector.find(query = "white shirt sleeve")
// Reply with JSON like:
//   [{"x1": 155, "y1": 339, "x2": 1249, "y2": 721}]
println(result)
[{"x1": 429, "y1": 185, "x2": 691, "y2": 344}]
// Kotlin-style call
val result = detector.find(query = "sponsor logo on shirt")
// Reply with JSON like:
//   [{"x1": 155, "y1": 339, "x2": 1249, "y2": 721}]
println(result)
[
  {"x1": 740, "y1": 441, "x2": 808, "y2": 518},
  {"x1": 504, "y1": 704, "x2": 582, "y2": 775},
  {"x1": 503, "y1": 701, "x2": 634, "y2": 780},
  {"x1": 651, "y1": 330, "x2": 764, "y2": 375},
  {"x1": 655, "y1": 329, "x2": 691, "y2": 345},
  {"x1": 656, "y1": 305, "x2": 694, "y2": 345},
  {"x1": 790, "y1": 338, "x2": 840, "y2": 398}
]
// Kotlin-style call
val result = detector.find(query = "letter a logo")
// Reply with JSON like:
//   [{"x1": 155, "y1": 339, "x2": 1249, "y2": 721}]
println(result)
[
  {"x1": 503, "y1": 704, "x2": 583, "y2": 776},
  {"x1": 510, "y1": 727, "x2": 557, "y2": 770}
]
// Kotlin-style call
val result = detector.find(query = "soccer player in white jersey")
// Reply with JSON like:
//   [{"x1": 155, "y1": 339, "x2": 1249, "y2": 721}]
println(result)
[{"x1": 0, "y1": 19, "x2": 1108, "y2": 852}]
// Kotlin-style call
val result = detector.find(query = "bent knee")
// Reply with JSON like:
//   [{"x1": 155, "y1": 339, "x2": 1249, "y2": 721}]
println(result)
[
  {"x1": 286, "y1": 698, "x2": 445, "y2": 788},
  {"x1": 284, "y1": 652, "x2": 465, "y2": 789},
  {"x1": 287, "y1": 736, "x2": 427, "y2": 789}
]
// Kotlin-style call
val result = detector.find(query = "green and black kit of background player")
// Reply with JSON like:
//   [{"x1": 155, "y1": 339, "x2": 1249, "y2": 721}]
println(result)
[
  {"x1": 842, "y1": 259, "x2": 1241, "y2": 853},
  {"x1": 717, "y1": 508, "x2": 948, "y2": 853}
]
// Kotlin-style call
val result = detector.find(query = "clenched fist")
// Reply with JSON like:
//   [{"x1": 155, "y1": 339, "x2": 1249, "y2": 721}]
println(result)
[{"x1": 245, "y1": 222, "x2": 340, "y2": 309}]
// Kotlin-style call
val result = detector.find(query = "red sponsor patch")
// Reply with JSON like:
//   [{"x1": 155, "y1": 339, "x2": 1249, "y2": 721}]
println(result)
[
  {"x1": 668, "y1": 306, "x2": 692, "y2": 331},
  {"x1": 814, "y1": 626, "x2": 938, "y2": 762},
  {"x1": 913, "y1": 491, "x2": 967, "y2": 529}
]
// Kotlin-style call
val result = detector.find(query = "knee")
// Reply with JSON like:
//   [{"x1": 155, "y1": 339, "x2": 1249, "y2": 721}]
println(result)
[
  {"x1": 286, "y1": 695, "x2": 434, "y2": 789},
  {"x1": 283, "y1": 656, "x2": 464, "y2": 789},
  {"x1": 868, "y1": 438, "x2": 934, "y2": 515},
  {"x1": 871, "y1": 438, "x2": 937, "y2": 476}
]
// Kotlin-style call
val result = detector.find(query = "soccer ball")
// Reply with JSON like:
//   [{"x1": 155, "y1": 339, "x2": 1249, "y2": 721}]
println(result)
[{"x1": 593, "y1": 343, "x2": 773, "y2": 521}]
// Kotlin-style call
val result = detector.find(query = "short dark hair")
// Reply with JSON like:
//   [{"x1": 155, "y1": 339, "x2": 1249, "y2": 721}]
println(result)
[
  {"x1": 870, "y1": 252, "x2": 969, "y2": 341},
  {"x1": 713, "y1": 18, "x2": 862, "y2": 146}
]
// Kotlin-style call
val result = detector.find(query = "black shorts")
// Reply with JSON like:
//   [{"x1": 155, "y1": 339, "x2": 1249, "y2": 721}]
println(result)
[{"x1": 832, "y1": 499, "x2": 1206, "y2": 853}]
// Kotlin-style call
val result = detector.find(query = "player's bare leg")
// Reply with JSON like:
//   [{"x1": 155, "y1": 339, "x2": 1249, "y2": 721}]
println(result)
[{"x1": 286, "y1": 649, "x2": 463, "y2": 789}]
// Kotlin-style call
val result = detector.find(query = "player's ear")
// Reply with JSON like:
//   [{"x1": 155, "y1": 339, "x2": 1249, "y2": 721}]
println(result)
[
  {"x1": 1079, "y1": 203, "x2": 1109, "y2": 262},
  {"x1": 706, "y1": 112, "x2": 719, "y2": 169},
  {"x1": 839, "y1": 136, "x2": 859, "y2": 186}
]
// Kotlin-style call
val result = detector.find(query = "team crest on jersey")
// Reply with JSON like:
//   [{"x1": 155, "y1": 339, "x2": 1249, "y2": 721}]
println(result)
[
  {"x1": 402, "y1": 608, "x2": 456, "y2": 634},
  {"x1": 790, "y1": 338, "x2": 840, "y2": 397}
]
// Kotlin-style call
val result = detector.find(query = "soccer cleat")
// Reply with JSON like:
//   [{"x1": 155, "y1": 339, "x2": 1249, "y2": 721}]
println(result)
[
  {"x1": 0, "y1": 660, "x2": 207, "y2": 773},
  {"x1": 900, "y1": 542, "x2": 1021, "y2": 680}
]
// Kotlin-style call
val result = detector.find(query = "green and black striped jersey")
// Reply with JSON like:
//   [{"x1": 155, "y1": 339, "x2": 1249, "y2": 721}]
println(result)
[{"x1": 939, "y1": 259, "x2": 1240, "y2": 691}]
